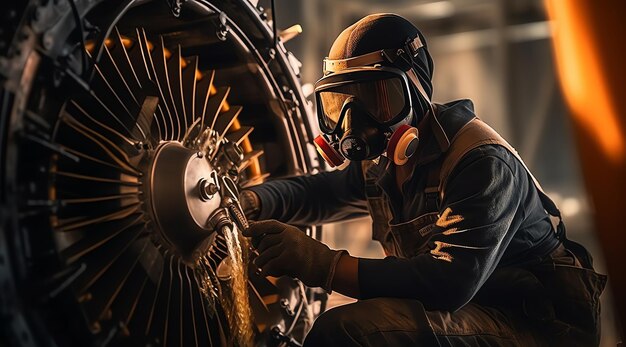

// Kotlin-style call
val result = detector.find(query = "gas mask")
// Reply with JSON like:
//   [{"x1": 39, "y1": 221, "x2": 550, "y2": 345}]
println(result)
[
  {"x1": 316, "y1": 89, "x2": 418, "y2": 166},
  {"x1": 313, "y1": 36, "x2": 431, "y2": 168},
  {"x1": 339, "y1": 97, "x2": 399, "y2": 160}
]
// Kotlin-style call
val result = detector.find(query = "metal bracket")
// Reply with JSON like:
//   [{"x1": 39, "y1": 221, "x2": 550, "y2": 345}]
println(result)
[{"x1": 166, "y1": 0, "x2": 186, "y2": 17}]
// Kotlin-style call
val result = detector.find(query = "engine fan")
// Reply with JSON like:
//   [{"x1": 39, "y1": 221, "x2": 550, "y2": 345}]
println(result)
[{"x1": 0, "y1": 0, "x2": 323, "y2": 346}]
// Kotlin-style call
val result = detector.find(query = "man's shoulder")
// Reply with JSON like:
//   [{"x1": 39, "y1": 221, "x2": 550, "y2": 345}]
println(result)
[
  {"x1": 456, "y1": 145, "x2": 519, "y2": 172},
  {"x1": 439, "y1": 116, "x2": 525, "y2": 185}
]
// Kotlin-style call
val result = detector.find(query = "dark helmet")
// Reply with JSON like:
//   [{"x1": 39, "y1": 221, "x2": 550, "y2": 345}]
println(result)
[{"x1": 327, "y1": 13, "x2": 434, "y2": 118}]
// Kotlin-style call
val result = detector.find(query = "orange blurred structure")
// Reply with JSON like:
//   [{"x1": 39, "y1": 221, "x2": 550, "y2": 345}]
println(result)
[{"x1": 545, "y1": 0, "x2": 626, "y2": 338}]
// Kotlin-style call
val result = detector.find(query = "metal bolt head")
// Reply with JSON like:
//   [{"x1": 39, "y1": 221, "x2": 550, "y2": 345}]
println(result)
[
  {"x1": 198, "y1": 178, "x2": 217, "y2": 200},
  {"x1": 206, "y1": 183, "x2": 218, "y2": 195}
]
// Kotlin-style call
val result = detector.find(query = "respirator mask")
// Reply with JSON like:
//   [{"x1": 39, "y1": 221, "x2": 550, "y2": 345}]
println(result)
[{"x1": 313, "y1": 36, "x2": 433, "y2": 168}]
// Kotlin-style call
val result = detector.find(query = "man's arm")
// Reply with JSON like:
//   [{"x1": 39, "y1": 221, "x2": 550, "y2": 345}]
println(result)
[
  {"x1": 246, "y1": 161, "x2": 369, "y2": 225},
  {"x1": 333, "y1": 148, "x2": 533, "y2": 311}
]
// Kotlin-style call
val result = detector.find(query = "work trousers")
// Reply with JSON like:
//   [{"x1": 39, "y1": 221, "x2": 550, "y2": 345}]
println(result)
[
  {"x1": 304, "y1": 242, "x2": 606, "y2": 347},
  {"x1": 304, "y1": 298, "x2": 540, "y2": 346}
]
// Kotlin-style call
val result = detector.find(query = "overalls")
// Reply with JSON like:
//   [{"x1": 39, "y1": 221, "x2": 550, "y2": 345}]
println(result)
[{"x1": 312, "y1": 115, "x2": 608, "y2": 346}]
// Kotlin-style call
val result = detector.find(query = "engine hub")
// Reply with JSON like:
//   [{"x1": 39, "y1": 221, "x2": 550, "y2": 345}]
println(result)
[{"x1": 149, "y1": 142, "x2": 219, "y2": 265}]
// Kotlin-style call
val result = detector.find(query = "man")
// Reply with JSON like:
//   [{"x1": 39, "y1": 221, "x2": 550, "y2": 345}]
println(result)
[{"x1": 240, "y1": 14, "x2": 606, "y2": 346}]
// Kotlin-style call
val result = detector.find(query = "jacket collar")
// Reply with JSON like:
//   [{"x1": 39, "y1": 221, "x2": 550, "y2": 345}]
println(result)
[
  {"x1": 415, "y1": 99, "x2": 477, "y2": 166},
  {"x1": 368, "y1": 99, "x2": 477, "y2": 188}
]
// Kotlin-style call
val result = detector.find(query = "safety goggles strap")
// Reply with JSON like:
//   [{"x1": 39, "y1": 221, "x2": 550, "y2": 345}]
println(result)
[
  {"x1": 407, "y1": 35, "x2": 424, "y2": 55},
  {"x1": 406, "y1": 69, "x2": 450, "y2": 152},
  {"x1": 323, "y1": 51, "x2": 386, "y2": 74},
  {"x1": 323, "y1": 36, "x2": 424, "y2": 74}
]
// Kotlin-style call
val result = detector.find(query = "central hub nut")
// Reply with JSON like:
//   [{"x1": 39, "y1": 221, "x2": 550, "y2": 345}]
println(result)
[{"x1": 199, "y1": 178, "x2": 219, "y2": 201}]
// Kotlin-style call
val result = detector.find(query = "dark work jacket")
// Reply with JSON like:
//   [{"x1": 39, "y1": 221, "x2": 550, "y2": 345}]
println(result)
[{"x1": 250, "y1": 100, "x2": 563, "y2": 311}]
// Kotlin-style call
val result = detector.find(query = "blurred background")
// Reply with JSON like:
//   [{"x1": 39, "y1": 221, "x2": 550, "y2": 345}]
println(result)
[{"x1": 265, "y1": 0, "x2": 621, "y2": 345}]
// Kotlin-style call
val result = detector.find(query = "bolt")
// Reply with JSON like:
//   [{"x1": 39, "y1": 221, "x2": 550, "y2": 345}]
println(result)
[
  {"x1": 219, "y1": 12, "x2": 228, "y2": 26},
  {"x1": 217, "y1": 28, "x2": 228, "y2": 41},
  {"x1": 196, "y1": 151, "x2": 204, "y2": 158},
  {"x1": 279, "y1": 298, "x2": 295, "y2": 315},
  {"x1": 198, "y1": 179, "x2": 218, "y2": 201},
  {"x1": 206, "y1": 183, "x2": 218, "y2": 195}
]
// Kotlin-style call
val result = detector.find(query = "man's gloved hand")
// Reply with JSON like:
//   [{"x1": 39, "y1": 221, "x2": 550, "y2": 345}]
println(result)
[
  {"x1": 242, "y1": 219, "x2": 346, "y2": 292},
  {"x1": 239, "y1": 190, "x2": 261, "y2": 221}
]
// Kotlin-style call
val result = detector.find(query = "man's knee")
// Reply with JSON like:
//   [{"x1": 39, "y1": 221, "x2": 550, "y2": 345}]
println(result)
[
  {"x1": 304, "y1": 298, "x2": 433, "y2": 347},
  {"x1": 304, "y1": 305, "x2": 362, "y2": 347}
]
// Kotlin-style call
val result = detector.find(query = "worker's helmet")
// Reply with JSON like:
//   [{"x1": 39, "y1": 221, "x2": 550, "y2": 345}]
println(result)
[{"x1": 313, "y1": 14, "x2": 435, "y2": 167}]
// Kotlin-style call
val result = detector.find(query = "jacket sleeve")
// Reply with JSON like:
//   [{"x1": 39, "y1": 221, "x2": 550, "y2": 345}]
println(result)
[
  {"x1": 247, "y1": 161, "x2": 370, "y2": 225},
  {"x1": 358, "y1": 147, "x2": 533, "y2": 311}
]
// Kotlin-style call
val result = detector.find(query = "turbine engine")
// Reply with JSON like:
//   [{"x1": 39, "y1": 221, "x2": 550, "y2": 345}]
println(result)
[{"x1": 0, "y1": 1, "x2": 324, "y2": 346}]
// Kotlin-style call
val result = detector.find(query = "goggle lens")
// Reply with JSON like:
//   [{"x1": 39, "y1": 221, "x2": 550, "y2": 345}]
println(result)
[{"x1": 317, "y1": 77, "x2": 407, "y2": 133}]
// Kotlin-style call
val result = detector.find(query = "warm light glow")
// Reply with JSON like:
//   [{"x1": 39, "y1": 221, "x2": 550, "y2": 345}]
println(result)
[
  {"x1": 561, "y1": 197, "x2": 581, "y2": 217},
  {"x1": 85, "y1": 35, "x2": 132, "y2": 53},
  {"x1": 545, "y1": 0, "x2": 624, "y2": 164},
  {"x1": 195, "y1": 69, "x2": 204, "y2": 81}
]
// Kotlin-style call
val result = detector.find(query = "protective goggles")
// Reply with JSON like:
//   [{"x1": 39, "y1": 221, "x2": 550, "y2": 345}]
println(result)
[{"x1": 314, "y1": 66, "x2": 414, "y2": 135}]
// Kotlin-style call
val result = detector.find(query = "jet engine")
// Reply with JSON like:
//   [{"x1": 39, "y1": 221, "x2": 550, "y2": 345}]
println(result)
[{"x1": 0, "y1": 0, "x2": 324, "y2": 346}]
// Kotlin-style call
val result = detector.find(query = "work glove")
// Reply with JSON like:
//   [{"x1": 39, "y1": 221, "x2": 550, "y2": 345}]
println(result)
[
  {"x1": 239, "y1": 189, "x2": 261, "y2": 221},
  {"x1": 243, "y1": 219, "x2": 346, "y2": 292}
]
